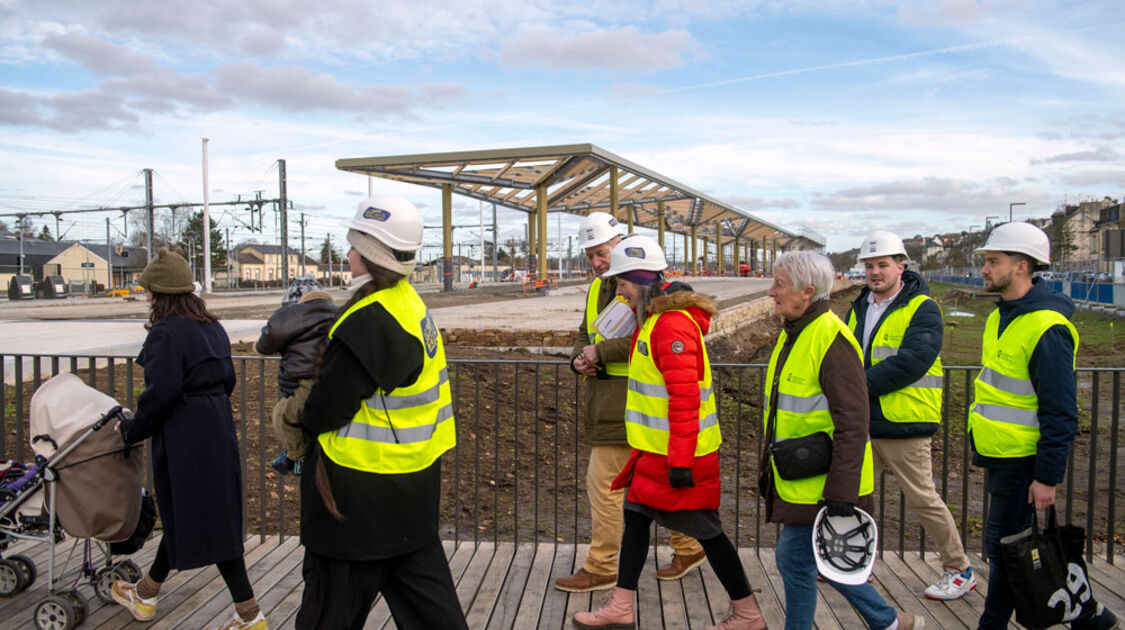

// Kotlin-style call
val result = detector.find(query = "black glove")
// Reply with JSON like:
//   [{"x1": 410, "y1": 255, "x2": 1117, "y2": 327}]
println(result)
[
  {"x1": 668, "y1": 467, "x2": 694, "y2": 488},
  {"x1": 821, "y1": 499, "x2": 855, "y2": 517}
]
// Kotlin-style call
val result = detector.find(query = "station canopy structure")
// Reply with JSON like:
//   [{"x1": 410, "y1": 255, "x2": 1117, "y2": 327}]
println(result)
[{"x1": 336, "y1": 144, "x2": 824, "y2": 289}]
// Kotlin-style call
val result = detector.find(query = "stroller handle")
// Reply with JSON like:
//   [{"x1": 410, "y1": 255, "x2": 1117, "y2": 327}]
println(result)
[{"x1": 93, "y1": 405, "x2": 124, "y2": 431}]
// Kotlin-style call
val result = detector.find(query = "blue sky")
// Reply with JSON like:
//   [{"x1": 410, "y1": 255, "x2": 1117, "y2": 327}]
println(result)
[{"x1": 1, "y1": 0, "x2": 1123, "y2": 260}]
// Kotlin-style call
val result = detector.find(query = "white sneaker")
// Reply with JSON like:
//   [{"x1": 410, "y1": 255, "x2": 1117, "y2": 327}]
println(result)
[{"x1": 923, "y1": 567, "x2": 976, "y2": 600}]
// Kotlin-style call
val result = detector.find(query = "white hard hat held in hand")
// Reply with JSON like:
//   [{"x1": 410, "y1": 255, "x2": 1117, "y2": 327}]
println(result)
[
  {"x1": 974, "y1": 221, "x2": 1050, "y2": 267},
  {"x1": 342, "y1": 195, "x2": 424, "y2": 253},
  {"x1": 856, "y1": 230, "x2": 907, "y2": 261},
  {"x1": 604, "y1": 234, "x2": 668, "y2": 277},
  {"x1": 578, "y1": 212, "x2": 624, "y2": 249}
]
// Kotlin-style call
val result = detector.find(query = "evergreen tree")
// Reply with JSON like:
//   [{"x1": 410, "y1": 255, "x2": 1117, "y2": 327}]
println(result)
[
  {"x1": 319, "y1": 235, "x2": 342, "y2": 263},
  {"x1": 176, "y1": 210, "x2": 226, "y2": 270},
  {"x1": 37, "y1": 225, "x2": 53, "y2": 241}
]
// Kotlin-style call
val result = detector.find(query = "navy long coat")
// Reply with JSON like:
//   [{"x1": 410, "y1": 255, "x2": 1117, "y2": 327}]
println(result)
[{"x1": 121, "y1": 315, "x2": 244, "y2": 570}]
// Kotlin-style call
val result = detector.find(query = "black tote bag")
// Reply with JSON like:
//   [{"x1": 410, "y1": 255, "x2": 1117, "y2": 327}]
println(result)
[{"x1": 999, "y1": 506, "x2": 1095, "y2": 629}]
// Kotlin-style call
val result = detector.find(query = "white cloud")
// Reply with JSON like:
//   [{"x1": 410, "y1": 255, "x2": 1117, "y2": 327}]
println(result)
[{"x1": 493, "y1": 26, "x2": 697, "y2": 72}]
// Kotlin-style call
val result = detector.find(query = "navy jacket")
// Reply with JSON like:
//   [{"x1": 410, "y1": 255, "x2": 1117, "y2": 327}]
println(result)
[
  {"x1": 121, "y1": 316, "x2": 244, "y2": 570},
  {"x1": 848, "y1": 270, "x2": 944, "y2": 439},
  {"x1": 971, "y1": 279, "x2": 1077, "y2": 486}
]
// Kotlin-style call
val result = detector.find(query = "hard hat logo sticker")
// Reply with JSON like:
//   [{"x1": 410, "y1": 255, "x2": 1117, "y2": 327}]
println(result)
[
  {"x1": 363, "y1": 207, "x2": 392, "y2": 222},
  {"x1": 608, "y1": 218, "x2": 618, "y2": 226},
  {"x1": 624, "y1": 247, "x2": 645, "y2": 259}
]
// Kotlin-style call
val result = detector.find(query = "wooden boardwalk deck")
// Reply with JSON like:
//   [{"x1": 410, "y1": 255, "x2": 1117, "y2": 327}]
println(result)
[{"x1": 3, "y1": 534, "x2": 1124, "y2": 629}]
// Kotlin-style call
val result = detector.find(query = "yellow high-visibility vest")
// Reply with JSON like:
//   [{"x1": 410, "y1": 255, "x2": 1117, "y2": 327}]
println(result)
[
  {"x1": 585, "y1": 277, "x2": 630, "y2": 378},
  {"x1": 624, "y1": 310, "x2": 721, "y2": 456},
  {"x1": 318, "y1": 279, "x2": 456, "y2": 474},
  {"x1": 968, "y1": 308, "x2": 1078, "y2": 458},
  {"x1": 847, "y1": 294, "x2": 943, "y2": 424},
  {"x1": 765, "y1": 310, "x2": 874, "y2": 505}
]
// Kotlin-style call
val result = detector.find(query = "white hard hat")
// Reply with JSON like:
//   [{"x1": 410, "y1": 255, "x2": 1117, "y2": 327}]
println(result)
[
  {"x1": 604, "y1": 235, "x2": 667, "y2": 277},
  {"x1": 856, "y1": 230, "x2": 906, "y2": 261},
  {"x1": 341, "y1": 195, "x2": 424, "y2": 252},
  {"x1": 813, "y1": 506, "x2": 878, "y2": 585},
  {"x1": 974, "y1": 221, "x2": 1050, "y2": 267},
  {"x1": 578, "y1": 212, "x2": 623, "y2": 249}
]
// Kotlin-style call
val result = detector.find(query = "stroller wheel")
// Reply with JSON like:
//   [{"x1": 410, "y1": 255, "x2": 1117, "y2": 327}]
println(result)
[
  {"x1": 33, "y1": 595, "x2": 78, "y2": 630},
  {"x1": 93, "y1": 566, "x2": 128, "y2": 604},
  {"x1": 114, "y1": 559, "x2": 143, "y2": 583},
  {"x1": 56, "y1": 589, "x2": 87, "y2": 626},
  {"x1": 0, "y1": 558, "x2": 28, "y2": 597},
  {"x1": 8, "y1": 554, "x2": 36, "y2": 590}
]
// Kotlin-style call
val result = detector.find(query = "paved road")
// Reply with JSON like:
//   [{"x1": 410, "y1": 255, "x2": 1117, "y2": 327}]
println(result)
[{"x1": 0, "y1": 276, "x2": 771, "y2": 381}]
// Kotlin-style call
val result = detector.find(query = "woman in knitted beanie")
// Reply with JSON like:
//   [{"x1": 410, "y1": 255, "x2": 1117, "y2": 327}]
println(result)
[{"x1": 112, "y1": 248, "x2": 268, "y2": 630}]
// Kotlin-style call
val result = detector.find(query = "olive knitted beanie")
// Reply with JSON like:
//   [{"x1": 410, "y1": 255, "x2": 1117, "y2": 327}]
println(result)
[{"x1": 138, "y1": 247, "x2": 195, "y2": 294}]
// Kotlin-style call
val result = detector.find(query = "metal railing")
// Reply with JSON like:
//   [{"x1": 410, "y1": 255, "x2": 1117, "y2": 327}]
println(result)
[{"x1": 1, "y1": 354, "x2": 1121, "y2": 565}]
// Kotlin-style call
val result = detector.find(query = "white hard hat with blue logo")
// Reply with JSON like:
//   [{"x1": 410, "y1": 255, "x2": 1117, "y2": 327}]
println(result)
[
  {"x1": 604, "y1": 234, "x2": 667, "y2": 276},
  {"x1": 578, "y1": 212, "x2": 624, "y2": 249},
  {"x1": 342, "y1": 195, "x2": 424, "y2": 252}
]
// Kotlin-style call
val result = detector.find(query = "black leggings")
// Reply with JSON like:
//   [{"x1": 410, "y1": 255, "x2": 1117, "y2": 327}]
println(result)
[
  {"x1": 617, "y1": 508, "x2": 750, "y2": 600},
  {"x1": 148, "y1": 537, "x2": 254, "y2": 603}
]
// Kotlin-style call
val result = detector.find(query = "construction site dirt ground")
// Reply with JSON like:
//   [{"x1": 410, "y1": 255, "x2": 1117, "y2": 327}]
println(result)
[{"x1": 1, "y1": 281, "x2": 1122, "y2": 554}]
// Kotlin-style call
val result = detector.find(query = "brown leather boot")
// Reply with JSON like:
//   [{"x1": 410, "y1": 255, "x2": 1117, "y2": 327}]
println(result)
[
  {"x1": 555, "y1": 568, "x2": 617, "y2": 593},
  {"x1": 704, "y1": 594, "x2": 767, "y2": 630},
  {"x1": 572, "y1": 587, "x2": 635, "y2": 629},
  {"x1": 656, "y1": 550, "x2": 707, "y2": 580}
]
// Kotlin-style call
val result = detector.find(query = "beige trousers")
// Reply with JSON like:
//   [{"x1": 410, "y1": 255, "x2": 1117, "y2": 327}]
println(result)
[
  {"x1": 872, "y1": 437, "x2": 971, "y2": 570},
  {"x1": 584, "y1": 445, "x2": 703, "y2": 575}
]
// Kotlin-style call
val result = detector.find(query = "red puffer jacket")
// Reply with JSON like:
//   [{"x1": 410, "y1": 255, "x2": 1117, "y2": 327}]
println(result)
[{"x1": 612, "y1": 286, "x2": 720, "y2": 511}]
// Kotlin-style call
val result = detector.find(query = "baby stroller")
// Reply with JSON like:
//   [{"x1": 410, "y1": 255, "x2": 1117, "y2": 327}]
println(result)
[{"x1": 0, "y1": 373, "x2": 155, "y2": 630}]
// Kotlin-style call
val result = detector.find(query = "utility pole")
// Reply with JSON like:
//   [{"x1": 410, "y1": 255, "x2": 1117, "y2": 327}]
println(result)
[
  {"x1": 326, "y1": 232, "x2": 332, "y2": 287},
  {"x1": 300, "y1": 212, "x2": 307, "y2": 276},
  {"x1": 278, "y1": 159, "x2": 288, "y2": 285},
  {"x1": 144, "y1": 168, "x2": 154, "y2": 264},
  {"x1": 479, "y1": 200, "x2": 484, "y2": 282},
  {"x1": 106, "y1": 217, "x2": 113, "y2": 289},
  {"x1": 226, "y1": 227, "x2": 232, "y2": 289},
  {"x1": 202, "y1": 138, "x2": 212, "y2": 294},
  {"x1": 491, "y1": 203, "x2": 498, "y2": 283}
]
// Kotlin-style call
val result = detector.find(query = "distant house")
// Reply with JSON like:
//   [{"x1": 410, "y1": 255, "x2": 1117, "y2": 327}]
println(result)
[
  {"x1": 0, "y1": 238, "x2": 147, "y2": 291},
  {"x1": 234, "y1": 244, "x2": 319, "y2": 284}
]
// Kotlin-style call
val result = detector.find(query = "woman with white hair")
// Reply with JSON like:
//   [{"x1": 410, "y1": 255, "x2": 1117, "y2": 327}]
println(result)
[{"x1": 760, "y1": 251, "x2": 923, "y2": 630}]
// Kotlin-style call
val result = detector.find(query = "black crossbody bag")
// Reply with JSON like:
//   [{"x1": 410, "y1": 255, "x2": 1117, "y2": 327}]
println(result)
[{"x1": 767, "y1": 431, "x2": 834, "y2": 480}]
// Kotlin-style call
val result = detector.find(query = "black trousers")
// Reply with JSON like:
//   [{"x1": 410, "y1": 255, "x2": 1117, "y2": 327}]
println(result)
[
  {"x1": 148, "y1": 537, "x2": 254, "y2": 603},
  {"x1": 295, "y1": 539, "x2": 468, "y2": 630}
]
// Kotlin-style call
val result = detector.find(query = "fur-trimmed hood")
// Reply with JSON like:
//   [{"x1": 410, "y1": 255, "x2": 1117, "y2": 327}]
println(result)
[{"x1": 647, "y1": 283, "x2": 717, "y2": 335}]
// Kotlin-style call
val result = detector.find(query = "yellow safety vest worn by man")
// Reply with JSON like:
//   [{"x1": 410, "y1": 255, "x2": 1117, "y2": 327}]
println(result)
[
  {"x1": 319, "y1": 279, "x2": 456, "y2": 474},
  {"x1": 765, "y1": 308, "x2": 874, "y2": 508},
  {"x1": 969, "y1": 305, "x2": 1078, "y2": 460},
  {"x1": 847, "y1": 275, "x2": 944, "y2": 437}
]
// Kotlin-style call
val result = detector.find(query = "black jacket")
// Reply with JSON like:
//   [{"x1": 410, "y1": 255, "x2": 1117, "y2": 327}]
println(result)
[
  {"x1": 299, "y1": 293, "x2": 444, "y2": 561},
  {"x1": 256, "y1": 298, "x2": 337, "y2": 395},
  {"x1": 847, "y1": 270, "x2": 944, "y2": 439},
  {"x1": 972, "y1": 279, "x2": 1077, "y2": 486},
  {"x1": 121, "y1": 316, "x2": 243, "y2": 570}
]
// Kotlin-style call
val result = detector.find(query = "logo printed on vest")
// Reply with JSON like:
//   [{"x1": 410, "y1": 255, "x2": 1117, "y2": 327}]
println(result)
[
  {"x1": 420, "y1": 312, "x2": 439, "y2": 358},
  {"x1": 785, "y1": 372, "x2": 806, "y2": 385},
  {"x1": 670, "y1": 340, "x2": 685, "y2": 354},
  {"x1": 638, "y1": 340, "x2": 649, "y2": 356},
  {"x1": 363, "y1": 206, "x2": 391, "y2": 222},
  {"x1": 624, "y1": 247, "x2": 645, "y2": 259}
]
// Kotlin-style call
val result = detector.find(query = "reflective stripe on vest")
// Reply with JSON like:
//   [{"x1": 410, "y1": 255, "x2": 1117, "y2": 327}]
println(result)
[
  {"x1": 585, "y1": 277, "x2": 630, "y2": 378},
  {"x1": 318, "y1": 280, "x2": 457, "y2": 474},
  {"x1": 765, "y1": 310, "x2": 874, "y2": 505},
  {"x1": 968, "y1": 308, "x2": 1078, "y2": 458},
  {"x1": 624, "y1": 310, "x2": 721, "y2": 456},
  {"x1": 847, "y1": 293, "x2": 943, "y2": 424}
]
